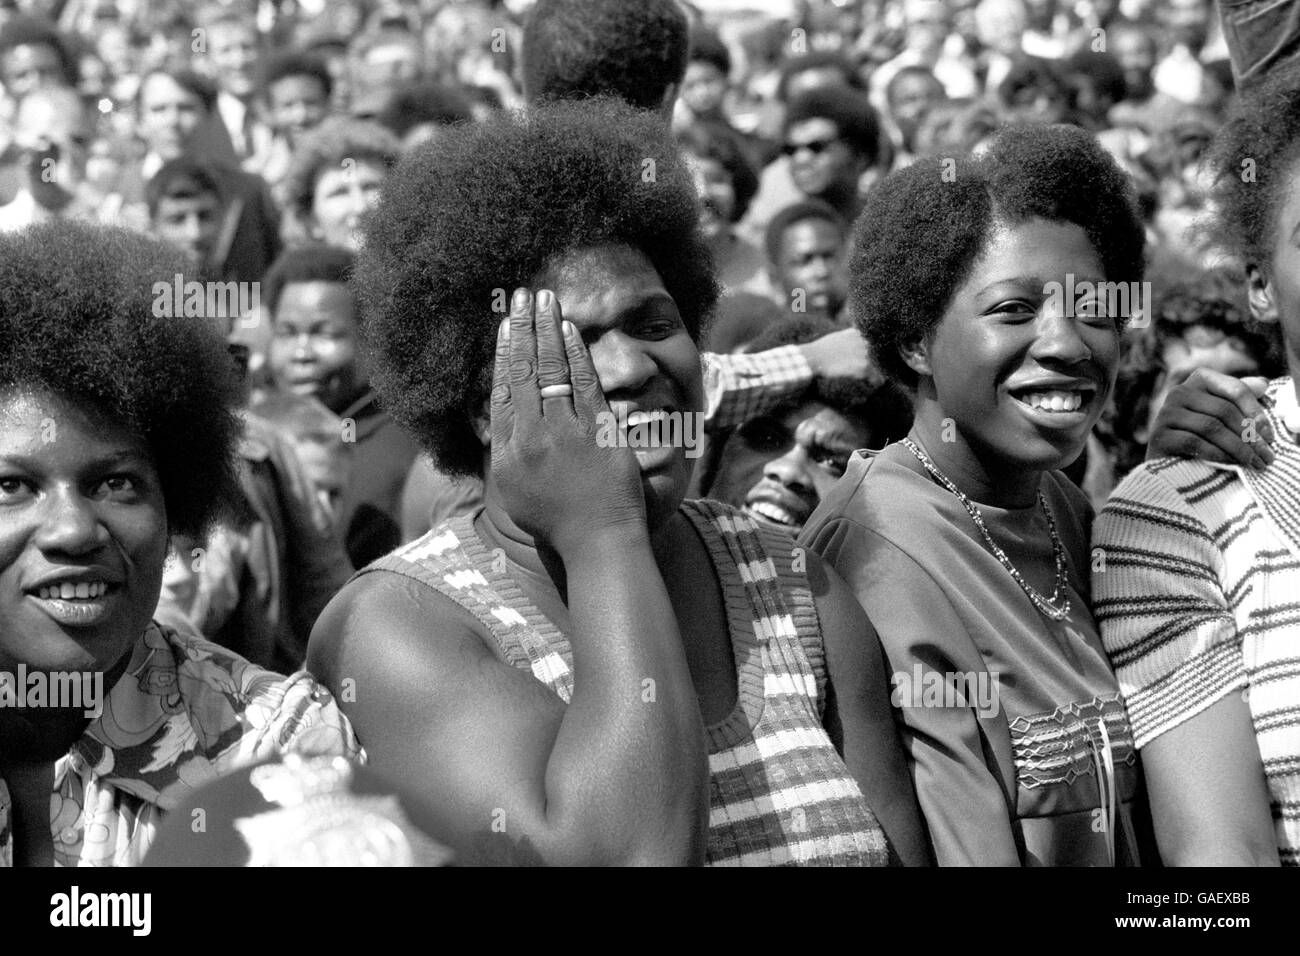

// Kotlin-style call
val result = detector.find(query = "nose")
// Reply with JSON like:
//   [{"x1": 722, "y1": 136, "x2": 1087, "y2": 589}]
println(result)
[
  {"x1": 589, "y1": 329, "x2": 658, "y2": 396},
  {"x1": 1032, "y1": 305, "x2": 1093, "y2": 366},
  {"x1": 34, "y1": 486, "x2": 109, "y2": 557},
  {"x1": 763, "y1": 445, "x2": 813, "y2": 494}
]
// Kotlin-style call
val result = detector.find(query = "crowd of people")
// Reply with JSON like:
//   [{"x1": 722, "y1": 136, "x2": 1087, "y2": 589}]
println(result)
[{"x1": 0, "y1": 0, "x2": 1298, "y2": 867}]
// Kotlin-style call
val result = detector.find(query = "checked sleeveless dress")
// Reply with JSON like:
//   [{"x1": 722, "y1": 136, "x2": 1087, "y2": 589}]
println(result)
[{"x1": 357, "y1": 498, "x2": 890, "y2": 866}]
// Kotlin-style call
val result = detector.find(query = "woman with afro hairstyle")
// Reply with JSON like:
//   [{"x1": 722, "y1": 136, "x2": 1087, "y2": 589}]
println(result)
[
  {"x1": 307, "y1": 97, "x2": 927, "y2": 867},
  {"x1": 0, "y1": 221, "x2": 358, "y2": 866},
  {"x1": 801, "y1": 123, "x2": 1153, "y2": 866},
  {"x1": 1094, "y1": 61, "x2": 1300, "y2": 866}
]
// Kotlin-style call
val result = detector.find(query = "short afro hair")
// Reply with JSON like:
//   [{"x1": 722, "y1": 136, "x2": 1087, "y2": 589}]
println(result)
[
  {"x1": 0, "y1": 221, "x2": 242, "y2": 539},
  {"x1": 356, "y1": 96, "x2": 720, "y2": 478},
  {"x1": 746, "y1": 316, "x2": 913, "y2": 444},
  {"x1": 688, "y1": 27, "x2": 731, "y2": 76},
  {"x1": 282, "y1": 117, "x2": 401, "y2": 220},
  {"x1": 259, "y1": 48, "x2": 333, "y2": 100},
  {"x1": 676, "y1": 120, "x2": 759, "y2": 222},
  {"x1": 776, "y1": 52, "x2": 863, "y2": 101},
  {"x1": 765, "y1": 199, "x2": 847, "y2": 267},
  {"x1": 1209, "y1": 59, "x2": 1300, "y2": 273},
  {"x1": 522, "y1": 0, "x2": 689, "y2": 110},
  {"x1": 263, "y1": 245, "x2": 357, "y2": 315},
  {"x1": 850, "y1": 123, "x2": 1145, "y2": 389},
  {"x1": 784, "y1": 86, "x2": 881, "y2": 165}
]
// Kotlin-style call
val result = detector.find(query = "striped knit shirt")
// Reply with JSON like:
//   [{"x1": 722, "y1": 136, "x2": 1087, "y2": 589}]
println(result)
[
  {"x1": 1093, "y1": 377, "x2": 1300, "y2": 864},
  {"x1": 360, "y1": 499, "x2": 890, "y2": 866}
]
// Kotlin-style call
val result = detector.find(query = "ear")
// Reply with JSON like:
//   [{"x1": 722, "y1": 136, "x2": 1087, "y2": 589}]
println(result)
[
  {"x1": 469, "y1": 394, "x2": 490, "y2": 447},
  {"x1": 660, "y1": 82, "x2": 679, "y2": 120},
  {"x1": 1246, "y1": 263, "x2": 1279, "y2": 324},
  {"x1": 899, "y1": 336, "x2": 932, "y2": 379}
]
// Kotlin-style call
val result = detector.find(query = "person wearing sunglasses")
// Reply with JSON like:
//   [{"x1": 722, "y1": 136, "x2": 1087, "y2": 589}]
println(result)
[{"x1": 778, "y1": 86, "x2": 883, "y2": 233}]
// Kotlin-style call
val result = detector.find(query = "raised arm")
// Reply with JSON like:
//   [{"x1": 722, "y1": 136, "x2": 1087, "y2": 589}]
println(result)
[
  {"x1": 308, "y1": 289, "x2": 708, "y2": 866},
  {"x1": 702, "y1": 327, "x2": 876, "y2": 430}
]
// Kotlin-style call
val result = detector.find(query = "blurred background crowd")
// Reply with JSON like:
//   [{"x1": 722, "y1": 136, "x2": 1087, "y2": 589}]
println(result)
[{"x1": 0, "y1": 0, "x2": 1281, "y2": 673}]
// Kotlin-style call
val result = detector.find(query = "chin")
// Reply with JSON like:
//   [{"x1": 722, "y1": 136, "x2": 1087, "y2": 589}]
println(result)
[{"x1": 641, "y1": 470, "x2": 689, "y2": 530}]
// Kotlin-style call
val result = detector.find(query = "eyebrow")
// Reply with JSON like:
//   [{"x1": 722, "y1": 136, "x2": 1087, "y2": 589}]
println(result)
[{"x1": 0, "y1": 450, "x2": 151, "y2": 472}]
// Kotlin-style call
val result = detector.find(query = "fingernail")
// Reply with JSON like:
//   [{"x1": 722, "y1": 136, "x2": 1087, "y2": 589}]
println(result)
[
  {"x1": 537, "y1": 289, "x2": 553, "y2": 310},
  {"x1": 500, "y1": 320, "x2": 510, "y2": 340},
  {"x1": 512, "y1": 288, "x2": 529, "y2": 310}
]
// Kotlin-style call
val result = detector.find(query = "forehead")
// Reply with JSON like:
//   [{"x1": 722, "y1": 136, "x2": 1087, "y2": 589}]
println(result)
[
  {"x1": 968, "y1": 217, "x2": 1103, "y2": 282},
  {"x1": 787, "y1": 117, "x2": 840, "y2": 143},
  {"x1": 156, "y1": 192, "x2": 221, "y2": 213},
  {"x1": 533, "y1": 245, "x2": 671, "y2": 327},
  {"x1": 141, "y1": 74, "x2": 200, "y2": 106},
  {"x1": 5, "y1": 43, "x2": 61, "y2": 69},
  {"x1": 779, "y1": 400, "x2": 864, "y2": 436},
  {"x1": 780, "y1": 218, "x2": 843, "y2": 253},
  {"x1": 277, "y1": 280, "x2": 356, "y2": 316},
  {"x1": 269, "y1": 74, "x2": 327, "y2": 98},
  {"x1": 0, "y1": 388, "x2": 144, "y2": 459}
]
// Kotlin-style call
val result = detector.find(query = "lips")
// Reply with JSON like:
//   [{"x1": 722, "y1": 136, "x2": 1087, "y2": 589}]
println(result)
[
  {"x1": 24, "y1": 581, "x2": 121, "y2": 629},
  {"x1": 1006, "y1": 379, "x2": 1099, "y2": 428},
  {"x1": 743, "y1": 486, "x2": 812, "y2": 530}
]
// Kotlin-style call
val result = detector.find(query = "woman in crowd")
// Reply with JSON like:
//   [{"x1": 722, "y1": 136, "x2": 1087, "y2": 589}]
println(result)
[
  {"x1": 1093, "y1": 63, "x2": 1300, "y2": 866},
  {"x1": 0, "y1": 221, "x2": 357, "y2": 867},
  {"x1": 801, "y1": 123, "x2": 1152, "y2": 866},
  {"x1": 280, "y1": 117, "x2": 400, "y2": 250},
  {"x1": 308, "y1": 97, "x2": 927, "y2": 867}
]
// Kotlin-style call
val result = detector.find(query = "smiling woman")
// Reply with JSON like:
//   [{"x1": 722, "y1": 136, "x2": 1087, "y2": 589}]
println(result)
[
  {"x1": 0, "y1": 221, "x2": 358, "y2": 867},
  {"x1": 801, "y1": 123, "x2": 1153, "y2": 866}
]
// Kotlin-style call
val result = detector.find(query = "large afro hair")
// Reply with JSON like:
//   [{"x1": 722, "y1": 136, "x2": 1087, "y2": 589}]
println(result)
[
  {"x1": 355, "y1": 96, "x2": 720, "y2": 478},
  {"x1": 0, "y1": 220, "x2": 242, "y2": 539}
]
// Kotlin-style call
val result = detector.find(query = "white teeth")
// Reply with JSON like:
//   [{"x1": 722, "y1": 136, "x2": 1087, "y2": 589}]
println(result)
[
  {"x1": 1022, "y1": 390, "x2": 1084, "y2": 412},
  {"x1": 625, "y1": 409, "x2": 668, "y2": 427},
  {"x1": 750, "y1": 501, "x2": 795, "y2": 526},
  {"x1": 36, "y1": 581, "x2": 108, "y2": 601}
]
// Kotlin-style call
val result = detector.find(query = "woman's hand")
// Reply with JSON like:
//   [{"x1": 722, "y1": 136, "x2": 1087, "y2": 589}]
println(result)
[
  {"x1": 1146, "y1": 367, "x2": 1276, "y2": 470},
  {"x1": 491, "y1": 287, "x2": 647, "y2": 554}
]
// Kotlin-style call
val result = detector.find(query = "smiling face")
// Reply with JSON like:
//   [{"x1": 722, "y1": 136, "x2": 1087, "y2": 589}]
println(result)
[
  {"x1": 269, "y1": 280, "x2": 363, "y2": 414},
  {"x1": 0, "y1": 389, "x2": 167, "y2": 678},
  {"x1": 310, "y1": 159, "x2": 386, "y2": 250},
  {"x1": 712, "y1": 400, "x2": 869, "y2": 533},
  {"x1": 525, "y1": 244, "x2": 705, "y2": 530},
  {"x1": 907, "y1": 217, "x2": 1121, "y2": 496}
]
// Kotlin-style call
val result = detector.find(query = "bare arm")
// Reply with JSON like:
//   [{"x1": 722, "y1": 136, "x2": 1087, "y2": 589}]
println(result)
[
  {"x1": 309, "y1": 290, "x2": 708, "y2": 866},
  {"x1": 807, "y1": 549, "x2": 932, "y2": 866},
  {"x1": 1141, "y1": 694, "x2": 1279, "y2": 865}
]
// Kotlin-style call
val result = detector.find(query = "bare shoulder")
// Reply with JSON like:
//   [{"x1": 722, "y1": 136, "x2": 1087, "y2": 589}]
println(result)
[{"x1": 306, "y1": 568, "x2": 491, "y2": 692}]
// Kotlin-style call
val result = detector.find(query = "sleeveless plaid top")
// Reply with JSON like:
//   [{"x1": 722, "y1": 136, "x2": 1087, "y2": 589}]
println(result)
[{"x1": 359, "y1": 499, "x2": 890, "y2": 866}]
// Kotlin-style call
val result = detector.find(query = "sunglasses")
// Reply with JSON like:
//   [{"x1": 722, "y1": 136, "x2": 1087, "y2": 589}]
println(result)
[{"x1": 782, "y1": 137, "x2": 839, "y2": 157}]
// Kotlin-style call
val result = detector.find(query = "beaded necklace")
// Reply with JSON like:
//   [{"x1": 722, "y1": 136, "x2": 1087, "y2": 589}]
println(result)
[{"x1": 901, "y1": 438, "x2": 1072, "y2": 621}]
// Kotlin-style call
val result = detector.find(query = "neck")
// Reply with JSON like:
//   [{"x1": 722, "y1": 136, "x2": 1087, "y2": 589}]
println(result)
[
  {"x1": 477, "y1": 479, "x2": 679, "y2": 600},
  {"x1": 910, "y1": 396, "x2": 1042, "y2": 508}
]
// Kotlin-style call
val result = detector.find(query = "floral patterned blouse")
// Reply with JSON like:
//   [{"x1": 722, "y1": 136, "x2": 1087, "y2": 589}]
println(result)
[{"x1": 0, "y1": 622, "x2": 361, "y2": 867}]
